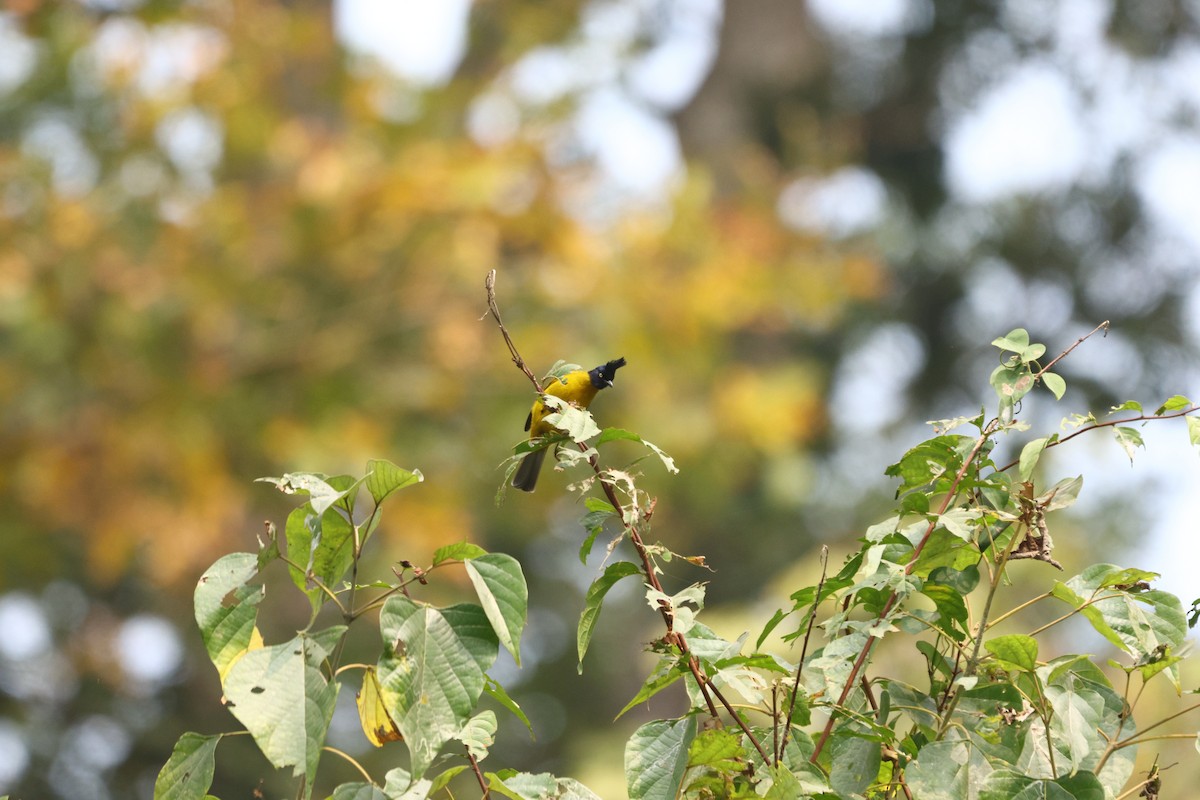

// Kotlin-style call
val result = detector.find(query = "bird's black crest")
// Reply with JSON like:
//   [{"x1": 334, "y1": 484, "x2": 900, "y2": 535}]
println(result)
[{"x1": 588, "y1": 357, "x2": 627, "y2": 389}]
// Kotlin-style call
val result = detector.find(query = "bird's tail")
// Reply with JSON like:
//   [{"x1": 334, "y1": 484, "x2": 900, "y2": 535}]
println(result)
[{"x1": 511, "y1": 448, "x2": 547, "y2": 492}]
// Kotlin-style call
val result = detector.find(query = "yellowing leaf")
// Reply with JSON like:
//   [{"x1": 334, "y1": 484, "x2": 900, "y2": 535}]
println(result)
[{"x1": 357, "y1": 666, "x2": 403, "y2": 747}]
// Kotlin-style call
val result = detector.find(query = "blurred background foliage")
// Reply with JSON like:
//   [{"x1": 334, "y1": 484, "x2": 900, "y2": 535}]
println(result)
[{"x1": 1, "y1": 0, "x2": 1198, "y2": 797}]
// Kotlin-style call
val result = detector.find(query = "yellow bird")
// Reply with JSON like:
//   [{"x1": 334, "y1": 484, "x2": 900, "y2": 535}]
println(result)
[{"x1": 511, "y1": 358, "x2": 626, "y2": 492}]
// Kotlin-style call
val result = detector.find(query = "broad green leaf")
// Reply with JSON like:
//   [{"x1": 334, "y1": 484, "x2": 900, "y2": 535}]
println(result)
[
  {"x1": 193, "y1": 553, "x2": 263, "y2": 682},
  {"x1": 904, "y1": 735, "x2": 994, "y2": 800},
  {"x1": 377, "y1": 598, "x2": 499, "y2": 779},
  {"x1": 483, "y1": 676, "x2": 533, "y2": 737},
  {"x1": 577, "y1": 561, "x2": 641, "y2": 669},
  {"x1": 1112, "y1": 426, "x2": 1144, "y2": 462},
  {"x1": 432, "y1": 541, "x2": 488, "y2": 565},
  {"x1": 928, "y1": 564, "x2": 980, "y2": 594},
  {"x1": 979, "y1": 770, "x2": 1105, "y2": 800},
  {"x1": 829, "y1": 729, "x2": 881, "y2": 796},
  {"x1": 625, "y1": 717, "x2": 697, "y2": 800},
  {"x1": 1110, "y1": 400, "x2": 1143, "y2": 414},
  {"x1": 991, "y1": 363, "x2": 1035, "y2": 404},
  {"x1": 1042, "y1": 371, "x2": 1066, "y2": 400},
  {"x1": 885, "y1": 435, "x2": 971, "y2": 493},
  {"x1": 1021, "y1": 342, "x2": 1046, "y2": 362},
  {"x1": 223, "y1": 636, "x2": 339, "y2": 793},
  {"x1": 329, "y1": 784, "x2": 389, "y2": 800},
  {"x1": 541, "y1": 396, "x2": 602, "y2": 442},
  {"x1": 985, "y1": 635, "x2": 1038, "y2": 672},
  {"x1": 1065, "y1": 565, "x2": 1188, "y2": 689},
  {"x1": 1156, "y1": 395, "x2": 1191, "y2": 414},
  {"x1": 154, "y1": 732, "x2": 220, "y2": 800},
  {"x1": 457, "y1": 711, "x2": 497, "y2": 761},
  {"x1": 383, "y1": 767, "x2": 433, "y2": 799},
  {"x1": 465, "y1": 553, "x2": 527, "y2": 666},
  {"x1": 921, "y1": 583, "x2": 968, "y2": 642},
  {"x1": 807, "y1": 631, "x2": 869, "y2": 701},
  {"x1": 1041, "y1": 474, "x2": 1083, "y2": 512},
  {"x1": 992, "y1": 329, "x2": 1030, "y2": 353},
  {"x1": 937, "y1": 507, "x2": 980, "y2": 541},
  {"x1": 487, "y1": 772, "x2": 602, "y2": 800},
  {"x1": 1018, "y1": 436, "x2": 1051, "y2": 481},
  {"x1": 911, "y1": 527, "x2": 979, "y2": 576},
  {"x1": 687, "y1": 727, "x2": 744, "y2": 771},
  {"x1": 1188, "y1": 416, "x2": 1200, "y2": 447},
  {"x1": 283, "y1": 504, "x2": 356, "y2": 609},
  {"x1": 365, "y1": 459, "x2": 423, "y2": 506}
]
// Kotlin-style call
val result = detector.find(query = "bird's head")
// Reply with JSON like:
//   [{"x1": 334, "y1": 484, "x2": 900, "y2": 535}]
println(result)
[{"x1": 588, "y1": 357, "x2": 627, "y2": 389}]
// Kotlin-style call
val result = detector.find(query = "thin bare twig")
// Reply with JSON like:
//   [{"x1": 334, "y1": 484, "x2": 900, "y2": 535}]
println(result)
[
  {"x1": 1033, "y1": 319, "x2": 1110, "y2": 380},
  {"x1": 484, "y1": 270, "x2": 542, "y2": 392},
  {"x1": 777, "y1": 545, "x2": 828, "y2": 759},
  {"x1": 996, "y1": 405, "x2": 1200, "y2": 474}
]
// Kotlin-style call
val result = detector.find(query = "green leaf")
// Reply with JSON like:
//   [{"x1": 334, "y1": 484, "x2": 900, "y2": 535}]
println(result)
[
  {"x1": 625, "y1": 717, "x2": 697, "y2": 800},
  {"x1": 432, "y1": 541, "x2": 488, "y2": 565},
  {"x1": 1188, "y1": 416, "x2": 1200, "y2": 447},
  {"x1": 541, "y1": 396, "x2": 602, "y2": 442},
  {"x1": 617, "y1": 658, "x2": 689, "y2": 719},
  {"x1": 193, "y1": 553, "x2": 263, "y2": 682},
  {"x1": 222, "y1": 636, "x2": 339, "y2": 792},
  {"x1": 1065, "y1": 564, "x2": 1188, "y2": 690},
  {"x1": 383, "y1": 767, "x2": 432, "y2": 799},
  {"x1": 885, "y1": 436, "x2": 971, "y2": 493},
  {"x1": 457, "y1": 711, "x2": 497, "y2": 761},
  {"x1": 755, "y1": 607, "x2": 788, "y2": 650},
  {"x1": 1109, "y1": 400, "x2": 1143, "y2": 414},
  {"x1": 936, "y1": 507, "x2": 980, "y2": 541},
  {"x1": 487, "y1": 772, "x2": 602, "y2": 800},
  {"x1": 1112, "y1": 426, "x2": 1144, "y2": 462},
  {"x1": 377, "y1": 598, "x2": 499, "y2": 779},
  {"x1": 992, "y1": 329, "x2": 1030, "y2": 353},
  {"x1": 990, "y1": 364, "x2": 1035, "y2": 405},
  {"x1": 465, "y1": 554, "x2": 528, "y2": 666},
  {"x1": 979, "y1": 770, "x2": 1105, "y2": 800},
  {"x1": 1018, "y1": 436, "x2": 1051, "y2": 482},
  {"x1": 258, "y1": 472, "x2": 347, "y2": 516},
  {"x1": 577, "y1": 561, "x2": 641, "y2": 669},
  {"x1": 927, "y1": 564, "x2": 980, "y2": 594},
  {"x1": 904, "y1": 735, "x2": 993, "y2": 800},
  {"x1": 829, "y1": 729, "x2": 881, "y2": 796},
  {"x1": 596, "y1": 428, "x2": 678, "y2": 474},
  {"x1": 1042, "y1": 371, "x2": 1066, "y2": 400},
  {"x1": 920, "y1": 584, "x2": 969, "y2": 642},
  {"x1": 1021, "y1": 342, "x2": 1046, "y2": 362},
  {"x1": 365, "y1": 459, "x2": 423, "y2": 506},
  {"x1": 1156, "y1": 395, "x2": 1192, "y2": 414},
  {"x1": 329, "y1": 784, "x2": 389, "y2": 800},
  {"x1": 428, "y1": 766, "x2": 470, "y2": 796},
  {"x1": 984, "y1": 634, "x2": 1038, "y2": 672},
  {"x1": 154, "y1": 732, "x2": 221, "y2": 800},
  {"x1": 579, "y1": 497, "x2": 617, "y2": 563},
  {"x1": 483, "y1": 676, "x2": 533, "y2": 737},
  {"x1": 687, "y1": 727, "x2": 744, "y2": 771},
  {"x1": 283, "y1": 504, "x2": 356, "y2": 608}
]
